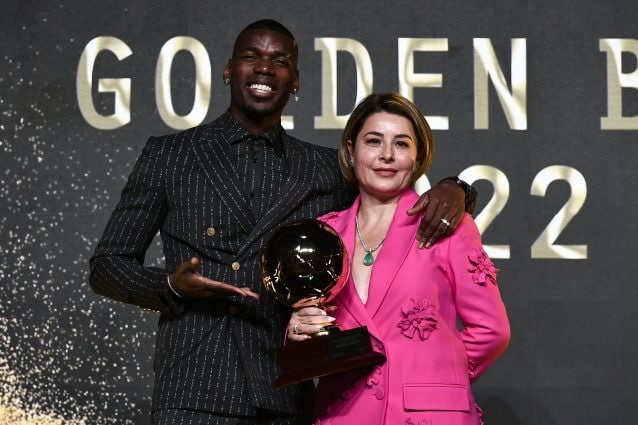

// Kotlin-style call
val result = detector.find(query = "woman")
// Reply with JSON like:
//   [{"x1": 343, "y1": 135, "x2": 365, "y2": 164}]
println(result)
[{"x1": 287, "y1": 93, "x2": 510, "y2": 425}]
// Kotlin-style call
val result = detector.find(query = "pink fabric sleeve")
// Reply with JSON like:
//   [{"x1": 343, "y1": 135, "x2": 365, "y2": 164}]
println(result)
[{"x1": 446, "y1": 213, "x2": 511, "y2": 382}]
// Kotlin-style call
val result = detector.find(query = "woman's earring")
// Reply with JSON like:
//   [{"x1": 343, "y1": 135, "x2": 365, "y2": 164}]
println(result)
[
  {"x1": 292, "y1": 88, "x2": 299, "y2": 102},
  {"x1": 224, "y1": 77, "x2": 230, "y2": 85}
]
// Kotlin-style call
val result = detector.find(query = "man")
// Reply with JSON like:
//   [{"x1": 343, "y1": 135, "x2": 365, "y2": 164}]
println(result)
[{"x1": 89, "y1": 19, "x2": 475, "y2": 424}]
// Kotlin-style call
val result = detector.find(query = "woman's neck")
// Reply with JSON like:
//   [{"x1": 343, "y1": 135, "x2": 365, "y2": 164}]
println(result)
[
  {"x1": 357, "y1": 191, "x2": 401, "y2": 226},
  {"x1": 350, "y1": 191, "x2": 402, "y2": 304}
]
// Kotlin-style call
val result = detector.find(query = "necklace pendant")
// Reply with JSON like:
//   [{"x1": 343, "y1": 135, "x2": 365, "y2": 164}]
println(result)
[{"x1": 363, "y1": 251, "x2": 375, "y2": 266}]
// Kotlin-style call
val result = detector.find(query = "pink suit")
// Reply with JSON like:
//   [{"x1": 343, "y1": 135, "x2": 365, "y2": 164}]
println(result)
[{"x1": 313, "y1": 188, "x2": 510, "y2": 425}]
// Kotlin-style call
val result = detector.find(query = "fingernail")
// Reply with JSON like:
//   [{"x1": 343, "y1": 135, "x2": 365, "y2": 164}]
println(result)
[
  {"x1": 425, "y1": 241, "x2": 432, "y2": 249},
  {"x1": 419, "y1": 241, "x2": 425, "y2": 249},
  {"x1": 326, "y1": 316, "x2": 336, "y2": 322}
]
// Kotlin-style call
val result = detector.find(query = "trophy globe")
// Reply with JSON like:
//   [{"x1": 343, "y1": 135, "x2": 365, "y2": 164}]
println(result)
[{"x1": 260, "y1": 219, "x2": 385, "y2": 387}]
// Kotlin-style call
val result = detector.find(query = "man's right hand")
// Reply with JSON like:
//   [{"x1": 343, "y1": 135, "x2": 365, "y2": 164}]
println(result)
[{"x1": 169, "y1": 257, "x2": 259, "y2": 300}]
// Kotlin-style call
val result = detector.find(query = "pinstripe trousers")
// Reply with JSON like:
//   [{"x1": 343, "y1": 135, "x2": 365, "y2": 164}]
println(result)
[{"x1": 151, "y1": 408, "x2": 311, "y2": 425}]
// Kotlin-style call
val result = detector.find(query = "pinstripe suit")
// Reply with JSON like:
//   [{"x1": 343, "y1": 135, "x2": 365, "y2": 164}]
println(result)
[{"x1": 90, "y1": 112, "x2": 352, "y2": 422}]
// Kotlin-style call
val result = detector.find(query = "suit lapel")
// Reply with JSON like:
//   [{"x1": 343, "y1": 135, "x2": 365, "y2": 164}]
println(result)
[
  {"x1": 240, "y1": 139, "x2": 317, "y2": 253},
  {"x1": 189, "y1": 120, "x2": 256, "y2": 235},
  {"x1": 364, "y1": 190, "x2": 420, "y2": 319},
  {"x1": 327, "y1": 190, "x2": 420, "y2": 341},
  {"x1": 329, "y1": 198, "x2": 385, "y2": 342}
]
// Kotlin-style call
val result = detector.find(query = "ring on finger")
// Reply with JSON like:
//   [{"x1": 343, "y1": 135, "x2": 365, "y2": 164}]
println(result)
[
  {"x1": 440, "y1": 218, "x2": 452, "y2": 227},
  {"x1": 293, "y1": 322, "x2": 300, "y2": 334}
]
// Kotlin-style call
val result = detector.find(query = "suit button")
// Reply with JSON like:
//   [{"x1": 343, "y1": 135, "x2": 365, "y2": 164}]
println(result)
[
  {"x1": 375, "y1": 389, "x2": 385, "y2": 400},
  {"x1": 231, "y1": 262, "x2": 240, "y2": 271},
  {"x1": 205, "y1": 227, "x2": 216, "y2": 237},
  {"x1": 228, "y1": 305, "x2": 238, "y2": 315}
]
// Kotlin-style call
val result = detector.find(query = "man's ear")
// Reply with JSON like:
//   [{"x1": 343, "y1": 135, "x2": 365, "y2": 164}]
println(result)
[
  {"x1": 223, "y1": 60, "x2": 232, "y2": 81},
  {"x1": 292, "y1": 70, "x2": 300, "y2": 93}
]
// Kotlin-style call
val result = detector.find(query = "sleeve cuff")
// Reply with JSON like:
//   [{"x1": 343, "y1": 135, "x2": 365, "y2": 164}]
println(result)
[{"x1": 166, "y1": 274, "x2": 182, "y2": 298}]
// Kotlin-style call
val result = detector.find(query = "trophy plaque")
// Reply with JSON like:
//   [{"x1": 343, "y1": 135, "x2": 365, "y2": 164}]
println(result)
[{"x1": 260, "y1": 219, "x2": 386, "y2": 387}]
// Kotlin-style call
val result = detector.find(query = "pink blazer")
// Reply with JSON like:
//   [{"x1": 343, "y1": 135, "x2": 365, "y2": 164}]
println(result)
[{"x1": 314, "y1": 188, "x2": 510, "y2": 425}]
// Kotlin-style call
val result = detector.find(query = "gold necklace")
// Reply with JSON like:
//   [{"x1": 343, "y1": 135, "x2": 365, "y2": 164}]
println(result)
[{"x1": 355, "y1": 215, "x2": 386, "y2": 266}]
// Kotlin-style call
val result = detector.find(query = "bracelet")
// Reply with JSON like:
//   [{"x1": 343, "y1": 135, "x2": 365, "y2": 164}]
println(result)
[
  {"x1": 167, "y1": 275, "x2": 182, "y2": 298},
  {"x1": 439, "y1": 176, "x2": 478, "y2": 215}
]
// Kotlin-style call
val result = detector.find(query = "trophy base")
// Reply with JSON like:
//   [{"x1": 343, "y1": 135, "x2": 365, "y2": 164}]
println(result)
[{"x1": 275, "y1": 326, "x2": 386, "y2": 388}]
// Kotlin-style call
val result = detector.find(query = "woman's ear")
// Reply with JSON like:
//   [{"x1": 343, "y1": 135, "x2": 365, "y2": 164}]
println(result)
[{"x1": 346, "y1": 140, "x2": 354, "y2": 164}]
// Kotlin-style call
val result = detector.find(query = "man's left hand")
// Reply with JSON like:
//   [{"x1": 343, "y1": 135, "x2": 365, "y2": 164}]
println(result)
[{"x1": 406, "y1": 179, "x2": 465, "y2": 249}]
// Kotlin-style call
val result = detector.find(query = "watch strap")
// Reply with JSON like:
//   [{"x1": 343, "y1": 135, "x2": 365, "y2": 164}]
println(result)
[{"x1": 439, "y1": 176, "x2": 478, "y2": 215}]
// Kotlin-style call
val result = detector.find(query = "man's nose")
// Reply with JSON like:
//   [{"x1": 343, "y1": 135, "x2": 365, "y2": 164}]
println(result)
[{"x1": 254, "y1": 58, "x2": 274, "y2": 75}]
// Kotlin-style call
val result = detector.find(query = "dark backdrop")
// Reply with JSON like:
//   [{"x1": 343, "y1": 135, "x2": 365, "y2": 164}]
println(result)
[{"x1": 1, "y1": 1, "x2": 637, "y2": 423}]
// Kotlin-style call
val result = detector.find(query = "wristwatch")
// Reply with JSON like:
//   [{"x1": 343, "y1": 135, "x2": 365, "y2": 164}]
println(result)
[{"x1": 439, "y1": 177, "x2": 478, "y2": 215}]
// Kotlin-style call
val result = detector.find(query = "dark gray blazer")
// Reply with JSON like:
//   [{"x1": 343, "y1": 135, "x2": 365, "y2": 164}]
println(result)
[{"x1": 89, "y1": 113, "x2": 351, "y2": 416}]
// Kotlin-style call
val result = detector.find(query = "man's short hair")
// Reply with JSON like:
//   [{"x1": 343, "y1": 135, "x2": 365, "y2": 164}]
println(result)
[{"x1": 234, "y1": 19, "x2": 298, "y2": 55}]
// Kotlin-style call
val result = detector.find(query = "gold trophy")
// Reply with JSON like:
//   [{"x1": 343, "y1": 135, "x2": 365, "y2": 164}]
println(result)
[{"x1": 260, "y1": 219, "x2": 385, "y2": 387}]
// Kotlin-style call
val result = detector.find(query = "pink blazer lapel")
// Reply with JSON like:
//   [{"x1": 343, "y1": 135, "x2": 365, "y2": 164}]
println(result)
[
  {"x1": 364, "y1": 189, "x2": 420, "y2": 318},
  {"x1": 326, "y1": 198, "x2": 384, "y2": 341},
  {"x1": 326, "y1": 190, "x2": 421, "y2": 341}
]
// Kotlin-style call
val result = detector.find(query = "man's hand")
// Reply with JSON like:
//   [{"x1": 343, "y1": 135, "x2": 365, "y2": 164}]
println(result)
[
  {"x1": 406, "y1": 179, "x2": 465, "y2": 249},
  {"x1": 169, "y1": 257, "x2": 259, "y2": 300}
]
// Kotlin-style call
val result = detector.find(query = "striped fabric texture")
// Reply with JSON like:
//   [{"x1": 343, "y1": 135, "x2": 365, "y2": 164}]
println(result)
[{"x1": 90, "y1": 112, "x2": 352, "y2": 418}]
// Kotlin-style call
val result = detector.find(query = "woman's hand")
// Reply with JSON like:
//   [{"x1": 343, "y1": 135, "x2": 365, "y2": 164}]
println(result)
[{"x1": 287, "y1": 305, "x2": 337, "y2": 342}]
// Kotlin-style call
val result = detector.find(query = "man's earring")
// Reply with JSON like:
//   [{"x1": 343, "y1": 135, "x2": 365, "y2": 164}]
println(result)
[
  {"x1": 292, "y1": 88, "x2": 299, "y2": 102},
  {"x1": 224, "y1": 77, "x2": 230, "y2": 85}
]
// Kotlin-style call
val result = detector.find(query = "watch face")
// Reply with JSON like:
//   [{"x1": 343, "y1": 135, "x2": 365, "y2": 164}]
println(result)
[{"x1": 454, "y1": 178, "x2": 469, "y2": 193}]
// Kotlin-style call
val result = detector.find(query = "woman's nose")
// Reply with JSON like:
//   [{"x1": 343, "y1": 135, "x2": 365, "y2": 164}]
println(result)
[{"x1": 379, "y1": 143, "x2": 394, "y2": 161}]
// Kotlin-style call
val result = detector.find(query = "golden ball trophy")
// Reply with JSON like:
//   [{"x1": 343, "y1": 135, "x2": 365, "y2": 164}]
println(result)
[{"x1": 260, "y1": 219, "x2": 385, "y2": 387}]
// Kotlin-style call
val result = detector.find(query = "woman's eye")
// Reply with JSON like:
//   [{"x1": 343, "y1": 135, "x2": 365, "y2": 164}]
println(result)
[{"x1": 365, "y1": 138, "x2": 381, "y2": 145}]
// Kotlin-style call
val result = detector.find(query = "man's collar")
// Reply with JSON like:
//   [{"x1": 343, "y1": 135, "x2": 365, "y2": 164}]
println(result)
[{"x1": 222, "y1": 111, "x2": 286, "y2": 158}]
